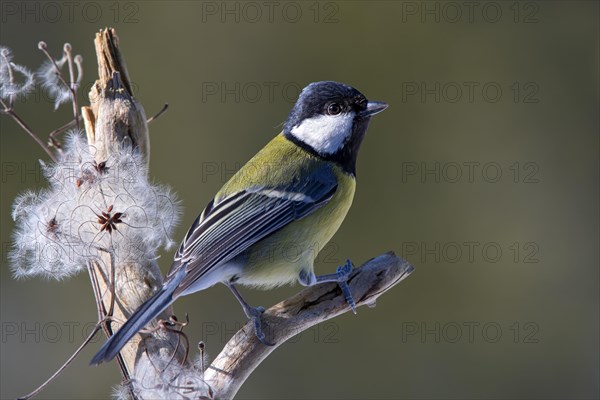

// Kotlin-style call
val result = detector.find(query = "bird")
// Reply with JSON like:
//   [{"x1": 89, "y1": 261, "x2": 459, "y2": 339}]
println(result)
[{"x1": 90, "y1": 80, "x2": 388, "y2": 364}]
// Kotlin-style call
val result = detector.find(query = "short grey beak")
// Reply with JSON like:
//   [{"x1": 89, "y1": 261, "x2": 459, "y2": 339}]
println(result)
[{"x1": 362, "y1": 101, "x2": 389, "y2": 117}]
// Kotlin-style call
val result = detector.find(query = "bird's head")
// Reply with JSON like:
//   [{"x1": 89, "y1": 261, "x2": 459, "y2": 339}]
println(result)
[{"x1": 284, "y1": 81, "x2": 388, "y2": 175}]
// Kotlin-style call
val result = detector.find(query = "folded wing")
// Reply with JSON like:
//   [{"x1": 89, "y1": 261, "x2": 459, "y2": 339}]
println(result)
[{"x1": 167, "y1": 164, "x2": 338, "y2": 297}]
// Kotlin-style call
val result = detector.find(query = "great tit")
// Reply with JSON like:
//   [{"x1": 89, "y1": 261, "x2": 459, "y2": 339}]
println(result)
[{"x1": 91, "y1": 81, "x2": 388, "y2": 364}]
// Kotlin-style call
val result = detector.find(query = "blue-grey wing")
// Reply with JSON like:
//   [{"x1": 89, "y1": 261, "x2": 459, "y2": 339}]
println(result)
[{"x1": 167, "y1": 164, "x2": 338, "y2": 296}]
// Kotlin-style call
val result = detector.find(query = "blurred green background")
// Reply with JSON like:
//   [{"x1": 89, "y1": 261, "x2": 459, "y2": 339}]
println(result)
[{"x1": 1, "y1": 1, "x2": 598, "y2": 399}]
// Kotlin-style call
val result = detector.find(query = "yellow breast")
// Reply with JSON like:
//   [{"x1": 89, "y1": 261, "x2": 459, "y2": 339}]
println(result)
[{"x1": 219, "y1": 134, "x2": 356, "y2": 288}]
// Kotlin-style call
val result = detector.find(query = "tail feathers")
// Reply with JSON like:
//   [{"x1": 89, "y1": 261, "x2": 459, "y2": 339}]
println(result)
[{"x1": 90, "y1": 269, "x2": 185, "y2": 365}]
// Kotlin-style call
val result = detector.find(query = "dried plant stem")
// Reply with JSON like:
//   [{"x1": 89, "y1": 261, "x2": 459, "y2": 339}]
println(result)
[
  {"x1": 47, "y1": 117, "x2": 81, "y2": 149},
  {"x1": 16, "y1": 243, "x2": 130, "y2": 399},
  {"x1": 87, "y1": 262, "x2": 135, "y2": 398},
  {"x1": 17, "y1": 324, "x2": 103, "y2": 400},
  {"x1": 37, "y1": 42, "x2": 81, "y2": 140},
  {"x1": 63, "y1": 44, "x2": 80, "y2": 130},
  {"x1": 147, "y1": 103, "x2": 169, "y2": 124},
  {"x1": 0, "y1": 98, "x2": 57, "y2": 161}
]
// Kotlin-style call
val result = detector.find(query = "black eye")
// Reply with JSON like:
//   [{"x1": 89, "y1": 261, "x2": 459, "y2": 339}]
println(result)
[{"x1": 326, "y1": 103, "x2": 342, "y2": 116}]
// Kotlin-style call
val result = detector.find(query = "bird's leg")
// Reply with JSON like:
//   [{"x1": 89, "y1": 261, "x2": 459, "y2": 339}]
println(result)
[
  {"x1": 226, "y1": 283, "x2": 275, "y2": 346},
  {"x1": 298, "y1": 259, "x2": 357, "y2": 314}
]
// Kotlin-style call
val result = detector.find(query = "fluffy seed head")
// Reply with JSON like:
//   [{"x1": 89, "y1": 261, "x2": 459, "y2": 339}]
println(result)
[{"x1": 10, "y1": 132, "x2": 180, "y2": 280}]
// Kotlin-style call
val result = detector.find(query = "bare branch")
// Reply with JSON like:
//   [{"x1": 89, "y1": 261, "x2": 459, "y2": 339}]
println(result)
[{"x1": 205, "y1": 252, "x2": 414, "y2": 399}]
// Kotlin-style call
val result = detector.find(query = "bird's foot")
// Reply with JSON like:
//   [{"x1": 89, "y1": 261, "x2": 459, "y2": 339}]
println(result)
[
  {"x1": 243, "y1": 305, "x2": 275, "y2": 346},
  {"x1": 336, "y1": 259, "x2": 357, "y2": 314}
]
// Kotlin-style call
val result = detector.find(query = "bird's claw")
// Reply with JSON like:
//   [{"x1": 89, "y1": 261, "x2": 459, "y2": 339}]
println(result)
[
  {"x1": 336, "y1": 259, "x2": 353, "y2": 278},
  {"x1": 337, "y1": 259, "x2": 357, "y2": 314},
  {"x1": 244, "y1": 305, "x2": 274, "y2": 346}
]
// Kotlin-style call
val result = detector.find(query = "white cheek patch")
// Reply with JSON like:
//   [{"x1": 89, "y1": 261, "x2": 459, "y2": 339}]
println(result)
[{"x1": 290, "y1": 113, "x2": 354, "y2": 154}]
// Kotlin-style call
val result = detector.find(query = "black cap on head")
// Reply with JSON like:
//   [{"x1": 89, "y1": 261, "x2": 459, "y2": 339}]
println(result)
[
  {"x1": 284, "y1": 81, "x2": 368, "y2": 133},
  {"x1": 284, "y1": 81, "x2": 387, "y2": 175}
]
